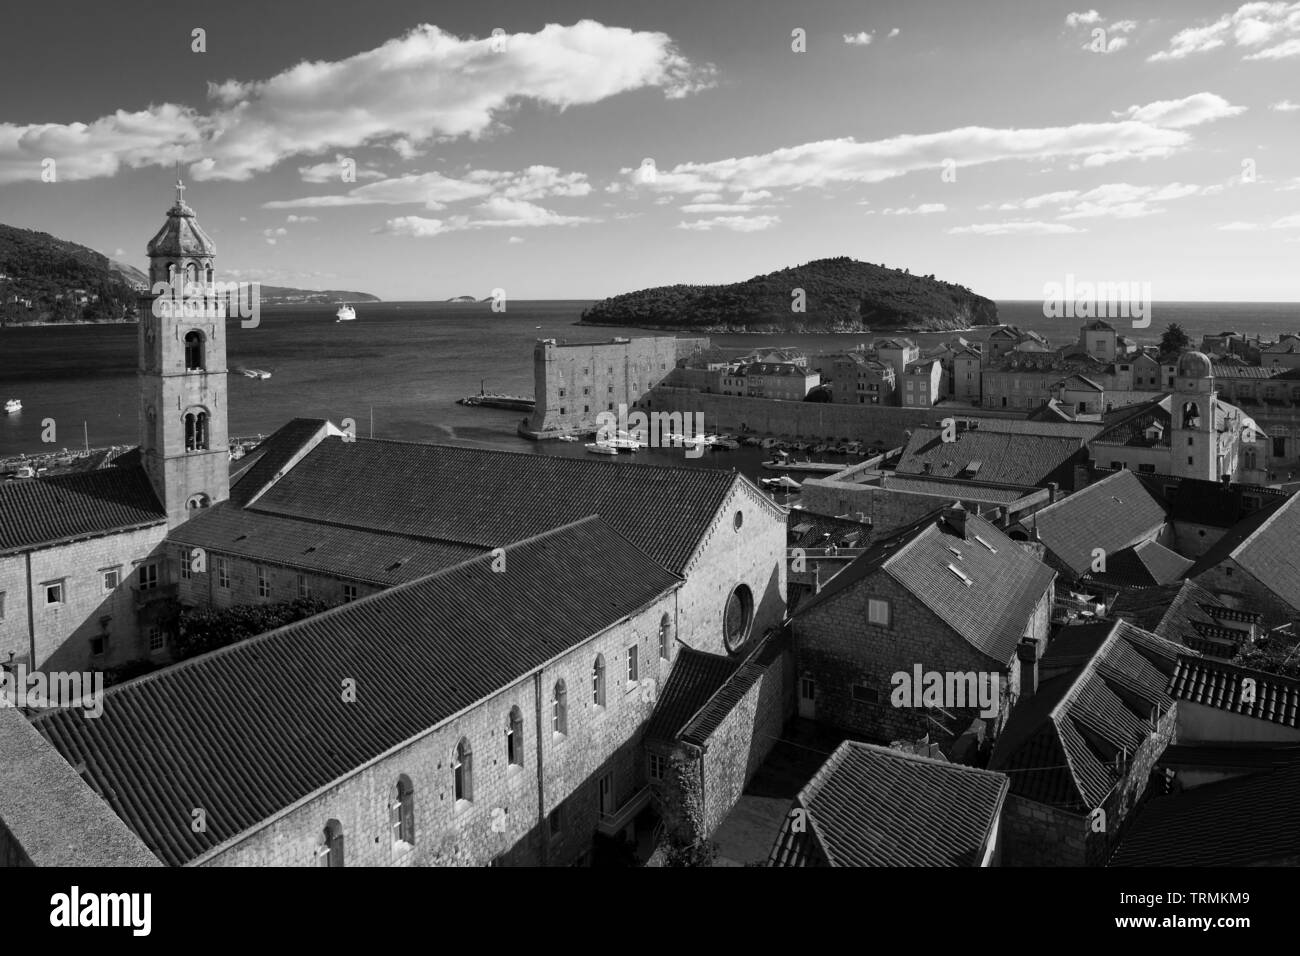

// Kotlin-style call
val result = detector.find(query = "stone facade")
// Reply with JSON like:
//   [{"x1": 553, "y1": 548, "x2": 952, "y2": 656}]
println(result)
[
  {"x1": 0, "y1": 525, "x2": 169, "y2": 672},
  {"x1": 525, "y1": 336, "x2": 708, "y2": 436},
  {"x1": 202, "y1": 593, "x2": 679, "y2": 867},
  {"x1": 1193, "y1": 558, "x2": 1299, "y2": 629}
]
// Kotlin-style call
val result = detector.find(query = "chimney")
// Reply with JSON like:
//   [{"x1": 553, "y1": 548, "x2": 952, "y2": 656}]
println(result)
[
  {"x1": 1047, "y1": 481, "x2": 1059, "y2": 504},
  {"x1": 943, "y1": 501, "x2": 968, "y2": 538},
  {"x1": 1017, "y1": 637, "x2": 1040, "y2": 698}
]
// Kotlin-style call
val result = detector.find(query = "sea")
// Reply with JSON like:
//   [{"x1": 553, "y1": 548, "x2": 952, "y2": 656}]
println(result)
[{"x1": 2, "y1": 300, "x2": 1298, "y2": 478}]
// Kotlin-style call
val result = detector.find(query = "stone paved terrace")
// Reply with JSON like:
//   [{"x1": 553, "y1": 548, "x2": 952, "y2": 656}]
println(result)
[{"x1": 710, "y1": 719, "x2": 882, "y2": 866}]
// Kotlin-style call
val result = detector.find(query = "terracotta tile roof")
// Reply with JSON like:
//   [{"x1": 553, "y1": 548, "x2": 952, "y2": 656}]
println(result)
[
  {"x1": 1168, "y1": 656, "x2": 1300, "y2": 729},
  {"x1": 896, "y1": 426, "x2": 1086, "y2": 487},
  {"x1": 1092, "y1": 540, "x2": 1192, "y2": 589},
  {"x1": 795, "y1": 509, "x2": 1056, "y2": 665},
  {"x1": 679, "y1": 631, "x2": 786, "y2": 746},
  {"x1": 1109, "y1": 759, "x2": 1300, "y2": 866},
  {"x1": 1031, "y1": 470, "x2": 1168, "y2": 578},
  {"x1": 1110, "y1": 580, "x2": 1255, "y2": 657},
  {"x1": 991, "y1": 620, "x2": 1183, "y2": 811},
  {"x1": 642, "y1": 648, "x2": 742, "y2": 744},
  {"x1": 0, "y1": 464, "x2": 165, "y2": 554},
  {"x1": 229, "y1": 418, "x2": 330, "y2": 506},
  {"x1": 248, "y1": 436, "x2": 750, "y2": 575},
  {"x1": 33, "y1": 516, "x2": 681, "y2": 866},
  {"x1": 169, "y1": 503, "x2": 485, "y2": 586},
  {"x1": 1187, "y1": 493, "x2": 1300, "y2": 604},
  {"x1": 767, "y1": 741, "x2": 1008, "y2": 866}
]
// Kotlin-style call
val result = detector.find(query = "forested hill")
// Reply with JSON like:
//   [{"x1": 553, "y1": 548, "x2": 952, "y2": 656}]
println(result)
[
  {"x1": 579, "y1": 257, "x2": 998, "y2": 333},
  {"x1": 0, "y1": 223, "x2": 377, "y2": 325}
]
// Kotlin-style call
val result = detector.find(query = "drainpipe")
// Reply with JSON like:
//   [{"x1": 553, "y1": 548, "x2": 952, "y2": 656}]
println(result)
[
  {"x1": 533, "y1": 669, "x2": 547, "y2": 866},
  {"x1": 25, "y1": 551, "x2": 35, "y2": 667}
]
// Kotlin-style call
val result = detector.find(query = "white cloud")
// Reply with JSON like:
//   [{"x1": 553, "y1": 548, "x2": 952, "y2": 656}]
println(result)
[
  {"x1": 1270, "y1": 98, "x2": 1300, "y2": 110},
  {"x1": 680, "y1": 203, "x2": 760, "y2": 213},
  {"x1": 888, "y1": 28, "x2": 901, "y2": 38},
  {"x1": 1273, "y1": 213, "x2": 1300, "y2": 228},
  {"x1": 262, "y1": 227, "x2": 287, "y2": 237},
  {"x1": 1066, "y1": 10, "x2": 1103, "y2": 27},
  {"x1": 265, "y1": 165, "x2": 589, "y2": 210},
  {"x1": 0, "y1": 21, "x2": 715, "y2": 185},
  {"x1": 844, "y1": 32, "x2": 874, "y2": 46},
  {"x1": 620, "y1": 93, "x2": 1241, "y2": 198},
  {"x1": 677, "y1": 215, "x2": 780, "y2": 232},
  {"x1": 112, "y1": 247, "x2": 125, "y2": 257},
  {"x1": 298, "y1": 157, "x2": 385, "y2": 183},
  {"x1": 1110, "y1": 20, "x2": 1139, "y2": 33},
  {"x1": 996, "y1": 181, "x2": 1209, "y2": 219},
  {"x1": 949, "y1": 221, "x2": 1085, "y2": 235},
  {"x1": 285, "y1": 214, "x2": 318, "y2": 223},
  {"x1": 882, "y1": 203, "x2": 947, "y2": 215},
  {"x1": 375, "y1": 195, "x2": 595, "y2": 238},
  {"x1": 1150, "y1": 3, "x2": 1300, "y2": 61},
  {"x1": 1113, "y1": 92, "x2": 1246, "y2": 128},
  {"x1": 508, "y1": 236, "x2": 525, "y2": 243}
]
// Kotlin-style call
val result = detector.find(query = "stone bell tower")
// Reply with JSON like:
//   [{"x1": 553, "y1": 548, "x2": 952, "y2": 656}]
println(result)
[
  {"x1": 137, "y1": 169, "x2": 230, "y2": 527},
  {"x1": 1170, "y1": 351, "x2": 1218, "y2": 481}
]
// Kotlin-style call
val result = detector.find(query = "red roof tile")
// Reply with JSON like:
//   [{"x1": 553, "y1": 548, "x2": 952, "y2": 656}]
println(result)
[{"x1": 0, "y1": 465, "x2": 165, "y2": 553}]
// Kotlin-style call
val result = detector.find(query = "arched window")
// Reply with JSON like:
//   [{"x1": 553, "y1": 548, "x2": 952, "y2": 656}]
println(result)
[
  {"x1": 723, "y1": 584, "x2": 755, "y2": 654},
  {"x1": 552, "y1": 680, "x2": 568, "y2": 736},
  {"x1": 592, "y1": 654, "x2": 606, "y2": 708},
  {"x1": 204, "y1": 263, "x2": 213, "y2": 284},
  {"x1": 1182, "y1": 401, "x2": 1200, "y2": 429},
  {"x1": 319, "y1": 819, "x2": 344, "y2": 867},
  {"x1": 659, "y1": 614, "x2": 672, "y2": 660},
  {"x1": 506, "y1": 706, "x2": 524, "y2": 766},
  {"x1": 390, "y1": 775, "x2": 414, "y2": 845},
  {"x1": 184, "y1": 411, "x2": 210, "y2": 452},
  {"x1": 452, "y1": 738, "x2": 473, "y2": 803},
  {"x1": 185, "y1": 262, "x2": 199, "y2": 283},
  {"x1": 186, "y1": 493, "x2": 210, "y2": 511},
  {"x1": 184, "y1": 330, "x2": 205, "y2": 370}
]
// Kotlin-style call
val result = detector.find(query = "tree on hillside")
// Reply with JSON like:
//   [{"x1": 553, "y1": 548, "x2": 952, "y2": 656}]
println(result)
[{"x1": 1160, "y1": 323, "x2": 1190, "y2": 354}]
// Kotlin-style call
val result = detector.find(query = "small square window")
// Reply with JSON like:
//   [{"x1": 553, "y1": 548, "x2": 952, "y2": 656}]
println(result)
[
  {"x1": 343, "y1": 584, "x2": 358, "y2": 603},
  {"x1": 89, "y1": 636, "x2": 105, "y2": 656},
  {"x1": 179, "y1": 553, "x2": 192, "y2": 580},
  {"x1": 648, "y1": 753, "x2": 667, "y2": 780},
  {"x1": 867, "y1": 598, "x2": 890, "y2": 626},
  {"x1": 45, "y1": 582, "x2": 64, "y2": 606},
  {"x1": 148, "y1": 626, "x2": 165, "y2": 652},
  {"x1": 139, "y1": 563, "x2": 158, "y2": 590},
  {"x1": 102, "y1": 568, "x2": 120, "y2": 592},
  {"x1": 216, "y1": 558, "x2": 230, "y2": 590}
]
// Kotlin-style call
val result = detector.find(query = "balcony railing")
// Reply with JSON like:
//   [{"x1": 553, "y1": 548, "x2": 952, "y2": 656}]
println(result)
[
  {"x1": 133, "y1": 582, "x2": 178, "y2": 610},
  {"x1": 597, "y1": 785, "x2": 652, "y2": 837}
]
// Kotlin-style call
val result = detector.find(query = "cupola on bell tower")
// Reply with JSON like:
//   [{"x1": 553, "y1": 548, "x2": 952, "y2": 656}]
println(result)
[{"x1": 137, "y1": 170, "x2": 230, "y2": 527}]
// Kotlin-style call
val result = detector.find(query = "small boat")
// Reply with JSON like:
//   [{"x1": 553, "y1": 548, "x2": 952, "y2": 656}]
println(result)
[
  {"x1": 237, "y1": 367, "x2": 272, "y2": 380},
  {"x1": 335, "y1": 303, "x2": 357, "y2": 322},
  {"x1": 585, "y1": 442, "x2": 619, "y2": 456},
  {"x1": 3, "y1": 399, "x2": 20, "y2": 414},
  {"x1": 712, "y1": 437, "x2": 740, "y2": 450},
  {"x1": 761, "y1": 475, "x2": 802, "y2": 491},
  {"x1": 813, "y1": 443, "x2": 830, "y2": 454},
  {"x1": 760, "y1": 437, "x2": 780, "y2": 449},
  {"x1": 557, "y1": 435, "x2": 579, "y2": 442}
]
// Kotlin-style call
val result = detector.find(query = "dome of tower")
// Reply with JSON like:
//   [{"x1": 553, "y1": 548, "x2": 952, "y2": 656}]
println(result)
[
  {"x1": 1176, "y1": 350, "x2": 1212, "y2": 379},
  {"x1": 146, "y1": 187, "x2": 216, "y2": 259}
]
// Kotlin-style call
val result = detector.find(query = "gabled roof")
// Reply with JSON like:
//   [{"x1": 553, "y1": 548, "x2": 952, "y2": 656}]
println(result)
[
  {"x1": 680, "y1": 632, "x2": 786, "y2": 746},
  {"x1": 1030, "y1": 470, "x2": 1167, "y2": 578},
  {"x1": 1168, "y1": 656, "x2": 1300, "y2": 729},
  {"x1": 1186, "y1": 493, "x2": 1300, "y2": 602},
  {"x1": 1058, "y1": 374, "x2": 1103, "y2": 392},
  {"x1": 0, "y1": 463, "x2": 165, "y2": 554},
  {"x1": 767, "y1": 741, "x2": 1008, "y2": 866},
  {"x1": 991, "y1": 620, "x2": 1185, "y2": 811},
  {"x1": 246, "y1": 436, "x2": 754, "y2": 575},
  {"x1": 896, "y1": 425, "x2": 1086, "y2": 487},
  {"x1": 169, "y1": 503, "x2": 486, "y2": 586},
  {"x1": 229, "y1": 417, "x2": 331, "y2": 506},
  {"x1": 1138, "y1": 475, "x2": 1287, "y2": 528},
  {"x1": 34, "y1": 515, "x2": 681, "y2": 867},
  {"x1": 1111, "y1": 580, "x2": 1257, "y2": 657},
  {"x1": 1091, "y1": 539, "x2": 1192, "y2": 590},
  {"x1": 794, "y1": 508, "x2": 1056, "y2": 665},
  {"x1": 1109, "y1": 758, "x2": 1300, "y2": 866},
  {"x1": 642, "y1": 648, "x2": 742, "y2": 745}
]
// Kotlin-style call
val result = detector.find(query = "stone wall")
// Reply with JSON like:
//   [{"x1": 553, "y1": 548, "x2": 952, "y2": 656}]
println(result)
[
  {"x1": 1193, "y1": 558, "x2": 1299, "y2": 629},
  {"x1": 204, "y1": 592, "x2": 680, "y2": 867},
  {"x1": 0, "y1": 525, "x2": 169, "y2": 672}
]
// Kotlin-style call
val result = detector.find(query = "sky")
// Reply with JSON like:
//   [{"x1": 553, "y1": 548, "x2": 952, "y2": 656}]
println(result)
[{"x1": 0, "y1": 0, "x2": 1298, "y2": 301}]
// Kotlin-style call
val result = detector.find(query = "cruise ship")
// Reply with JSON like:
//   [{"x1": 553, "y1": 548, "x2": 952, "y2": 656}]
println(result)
[
  {"x1": 4, "y1": 399, "x2": 21, "y2": 414},
  {"x1": 335, "y1": 303, "x2": 356, "y2": 322}
]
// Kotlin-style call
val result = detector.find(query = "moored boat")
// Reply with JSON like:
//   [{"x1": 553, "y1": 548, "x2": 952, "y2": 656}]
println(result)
[
  {"x1": 585, "y1": 442, "x2": 619, "y2": 456},
  {"x1": 335, "y1": 303, "x2": 357, "y2": 322},
  {"x1": 3, "y1": 399, "x2": 21, "y2": 414}
]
